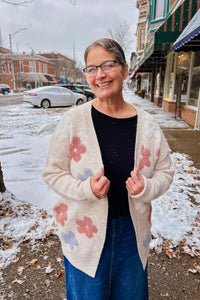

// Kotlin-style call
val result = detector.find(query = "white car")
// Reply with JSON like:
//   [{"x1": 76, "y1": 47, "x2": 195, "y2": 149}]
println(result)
[{"x1": 23, "y1": 86, "x2": 86, "y2": 108}]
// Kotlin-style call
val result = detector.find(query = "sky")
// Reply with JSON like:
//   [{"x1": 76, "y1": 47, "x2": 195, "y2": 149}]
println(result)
[{"x1": 0, "y1": 0, "x2": 138, "y2": 67}]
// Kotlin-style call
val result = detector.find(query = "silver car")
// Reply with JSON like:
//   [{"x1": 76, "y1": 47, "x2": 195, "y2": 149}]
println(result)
[{"x1": 23, "y1": 86, "x2": 86, "y2": 108}]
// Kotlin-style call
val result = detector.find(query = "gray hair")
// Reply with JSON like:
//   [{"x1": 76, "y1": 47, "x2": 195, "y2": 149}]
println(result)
[{"x1": 84, "y1": 38, "x2": 127, "y2": 67}]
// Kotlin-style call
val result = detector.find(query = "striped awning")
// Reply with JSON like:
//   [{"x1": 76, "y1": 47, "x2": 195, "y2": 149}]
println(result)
[{"x1": 173, "y1": 9, "x2": 200, "y2": 51}]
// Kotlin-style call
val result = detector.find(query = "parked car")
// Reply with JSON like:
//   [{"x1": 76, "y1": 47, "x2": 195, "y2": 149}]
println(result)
[
  {"x1": 23, "y1": 86, "x2": 86, "y2": 108},
  {"x1": 57, "y1": 84, "x2": 95, "y2": 101},
  {"x1": 0, "y1": 84, "x2": 11, "y2": 95}
]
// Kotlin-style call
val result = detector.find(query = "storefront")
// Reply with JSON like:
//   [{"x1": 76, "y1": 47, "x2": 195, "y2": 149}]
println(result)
[
  {"x1": 169, "y1": 8, "x2": 200, "y2": 128},
  {"x1": 132, "y1": 0, "x2": 200, "y2": 120}
]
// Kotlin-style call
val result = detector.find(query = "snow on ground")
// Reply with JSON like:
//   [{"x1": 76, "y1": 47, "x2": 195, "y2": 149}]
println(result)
[{"x1": 0, "y1": 91, "x2": 199, "y2": 269}]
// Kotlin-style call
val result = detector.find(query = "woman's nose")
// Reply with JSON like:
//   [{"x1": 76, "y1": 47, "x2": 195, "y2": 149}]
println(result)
[{"x1": 96, "y1": 67, "x2": 106, "y2": 78}]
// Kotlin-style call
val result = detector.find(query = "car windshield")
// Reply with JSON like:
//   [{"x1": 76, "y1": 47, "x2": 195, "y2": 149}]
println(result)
[{"x1": 74, "y1": 87, "x2": 83, "y2": 92}]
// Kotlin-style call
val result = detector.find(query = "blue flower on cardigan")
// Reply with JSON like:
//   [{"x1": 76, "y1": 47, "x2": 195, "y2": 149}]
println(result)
[
  {"x1": 143, "y1": 232, "x2": 152, "y2": 248},
  {"x1": 61, "y1": 231, "x2": 78, "y2": 250},
  {"x1": 77, "y1": 168, "x2": 94, "y2": 181}
]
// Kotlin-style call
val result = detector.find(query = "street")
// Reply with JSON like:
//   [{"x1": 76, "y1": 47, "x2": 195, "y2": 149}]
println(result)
[{"x1": 0, "y1": 93, "x2": 23, "y2": 105}]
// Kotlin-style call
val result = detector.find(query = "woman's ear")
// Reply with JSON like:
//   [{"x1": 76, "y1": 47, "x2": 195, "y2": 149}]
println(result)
[{"x1": 123, "y1": 64, "x2": 129, "y2": 79}]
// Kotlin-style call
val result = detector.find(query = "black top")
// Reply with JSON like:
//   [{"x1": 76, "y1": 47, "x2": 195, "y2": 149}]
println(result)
[{"x1": 91, "y1": 105, "x2": 137, "y2": 219}]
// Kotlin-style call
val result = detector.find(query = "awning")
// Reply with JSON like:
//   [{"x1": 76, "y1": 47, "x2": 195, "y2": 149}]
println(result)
[
  {"x1": 16, "y1": 73, "x2": 48, "y2": 83},
  {"x1": 173, "y1": 9, "x2": 200, "y2": 52},
  {"x1": 132, "y1": 0, "x2": 200, "y2": 76}
]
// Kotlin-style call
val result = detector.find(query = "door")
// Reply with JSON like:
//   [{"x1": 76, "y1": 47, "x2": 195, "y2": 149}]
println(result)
[{"x1": 58, "y1": 88, "x2": 74, "y2": 106}]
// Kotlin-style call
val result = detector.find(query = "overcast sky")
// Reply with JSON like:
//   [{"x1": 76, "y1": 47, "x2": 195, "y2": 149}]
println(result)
[{"x1": 0, "y1": 0, "x2": 138, "y2": 67}]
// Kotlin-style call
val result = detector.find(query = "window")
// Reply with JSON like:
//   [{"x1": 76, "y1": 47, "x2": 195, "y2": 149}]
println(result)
[
  {"x1": 155, "y1": 0, "x2": 165, "y2": 19},
  {"x1": 1, "y1": 62, "x2": 5, "y2": 73},
  {"x1": 29, "y1": 61, "x2": 33, "y2": 72},
  {"x1": 140, "y1": 29, "x2": 146, "y2": 49},
  {"x1": 43, "y1": 63, "x2": 47, "y2": 74},
  {"x1": 150, "y1": 0, "x2": 167, "y2": 21},
  {"x1": 20, "y1": 61, "x2": 24, "y2": 72},
  {"x1": 38, "y1": 62, "x2": 42, "y2": 73},
  {"x1": 8, "y1": 62, "x2": 12, "y2": 73},
  {"x1": 189, "y1": 52, "x2": 200, "y2": 107}
]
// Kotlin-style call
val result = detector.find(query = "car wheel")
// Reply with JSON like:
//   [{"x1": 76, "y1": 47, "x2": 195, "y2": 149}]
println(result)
[
  {"x1": 87, "y1": 96, "x2": 93, "y2": 102},
  {"x1": 3, "y1": 91, "x2": 8, "y2": 95},
  {"x1": 76, "y1": 99, "x2": 84, "y2": 105},
  {"x1": 41, "y1": 99, "x2": 50, "y2": 108}
]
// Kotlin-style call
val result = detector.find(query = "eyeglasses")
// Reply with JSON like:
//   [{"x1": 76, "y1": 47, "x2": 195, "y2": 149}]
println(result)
[{"x1": 83, "y1": 60, "x2": 122, "y2": 76}]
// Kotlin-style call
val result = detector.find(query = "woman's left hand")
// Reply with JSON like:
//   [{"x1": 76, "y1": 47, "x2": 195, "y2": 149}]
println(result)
[{"x1": 126, "y1": 168, "x2": 144, "y2": 196}]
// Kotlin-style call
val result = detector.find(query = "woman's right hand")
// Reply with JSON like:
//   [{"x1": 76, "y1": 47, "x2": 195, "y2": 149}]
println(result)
[{"x1": 90, "y1": 168, "x2": 110, "y2": 198}]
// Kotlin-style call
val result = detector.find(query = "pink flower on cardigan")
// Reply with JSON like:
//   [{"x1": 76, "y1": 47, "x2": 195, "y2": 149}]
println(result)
[
  {"x1": 69, "y1": 136, "x2": 86, "y2": 162},
  {"x1": 76, "y1": 216, "x2": 97, "y2": 238},
  {"x1": 138, "y1": 146, "x2": 151, "y2": 171},
  {"x1": 156, "y1": 149, "x2": 160, "y2": 157},
  {"x1": 54, "y1": 203, "x2": 68, "y2": 226}
]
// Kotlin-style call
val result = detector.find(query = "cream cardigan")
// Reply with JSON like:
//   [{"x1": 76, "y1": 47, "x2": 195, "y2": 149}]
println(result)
[{"x1": 43, "y1": 100, "x2": 174, "y2": 278}]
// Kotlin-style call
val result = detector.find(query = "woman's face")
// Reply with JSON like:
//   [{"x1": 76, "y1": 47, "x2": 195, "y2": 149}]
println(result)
[{"x1": 85, "y1": 46, "x2": 128, "y2": 101}]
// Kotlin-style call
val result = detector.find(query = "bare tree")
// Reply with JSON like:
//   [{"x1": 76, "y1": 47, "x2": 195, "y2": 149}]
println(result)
[{"x1": 107, "y1": 21, "x2": 133, "y2": 56}]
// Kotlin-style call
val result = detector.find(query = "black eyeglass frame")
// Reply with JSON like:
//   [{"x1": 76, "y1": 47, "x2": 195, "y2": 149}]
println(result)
[{"x1": 82, "y1": 60, "x2": 123, "y2": 74}]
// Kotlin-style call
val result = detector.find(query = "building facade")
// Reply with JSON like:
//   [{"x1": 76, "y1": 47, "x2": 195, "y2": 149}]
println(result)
[
  {"x1": 132, "y1": 0, "x2": 200, "y2": 128},
  {"x1": 0, "y1": 48, "x2": 82, "y2": 90}
]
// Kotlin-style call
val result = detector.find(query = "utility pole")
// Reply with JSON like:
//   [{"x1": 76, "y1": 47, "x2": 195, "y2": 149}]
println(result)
[
  {"x1": 73, "y1": 41, "x2": 76, "y2": 83},
  {"x1": 9, "y1": 27, "x2": 27, "y2": 91},
  {"x1": 27, "y1": 44, "x2": 37, "y2": 88}
]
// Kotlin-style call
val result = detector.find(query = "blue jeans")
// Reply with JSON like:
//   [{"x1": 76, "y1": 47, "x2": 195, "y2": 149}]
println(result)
[{"x1": 64, "y1": 216, "x2": 148, "y2": 300}]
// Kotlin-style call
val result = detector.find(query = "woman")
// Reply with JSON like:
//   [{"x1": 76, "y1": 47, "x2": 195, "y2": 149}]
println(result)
[{"x1": 43, "y1": 38, "x2": 174, "y2": 299}]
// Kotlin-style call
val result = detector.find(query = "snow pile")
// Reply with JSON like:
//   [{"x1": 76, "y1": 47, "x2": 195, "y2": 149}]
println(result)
[
  {"x1": 151, "y1": 152, "x2": 200, "y2": 257},
  {"x1": 0, "y1": 190, "x2": 56, "y2": 269}
]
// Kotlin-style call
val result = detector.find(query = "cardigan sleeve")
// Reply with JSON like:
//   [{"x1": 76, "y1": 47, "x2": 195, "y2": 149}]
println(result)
[
  {"x1": 130, "y1": 130, "x2": 174, "y2": 203},
  {"x1": 42, "y1": 112, "x2": 100, "y2": 202}
]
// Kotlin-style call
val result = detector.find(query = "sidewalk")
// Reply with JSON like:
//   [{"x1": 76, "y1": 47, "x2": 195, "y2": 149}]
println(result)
[{"x1": 125, "y1": 91, "x2": 200, "y2": 167}]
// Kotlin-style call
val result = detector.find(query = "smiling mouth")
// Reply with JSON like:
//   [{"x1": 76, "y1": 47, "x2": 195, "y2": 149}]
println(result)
[{"x1": 96, "y1": 81, "x2": 112, "y2": 88}]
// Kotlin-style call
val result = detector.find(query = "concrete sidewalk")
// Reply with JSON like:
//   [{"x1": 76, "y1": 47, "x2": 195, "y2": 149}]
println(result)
[
  {"x1": 125, "y1": 90, "x2": 190, "y2": 130},
  {"x1": 125, "y1": 91, "x2": 200, "y2": 168}
]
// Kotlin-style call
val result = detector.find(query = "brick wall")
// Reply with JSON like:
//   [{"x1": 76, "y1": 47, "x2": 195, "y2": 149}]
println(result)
[{"x1": 181, "y1": 106, "x2": 197, "y2": 127}]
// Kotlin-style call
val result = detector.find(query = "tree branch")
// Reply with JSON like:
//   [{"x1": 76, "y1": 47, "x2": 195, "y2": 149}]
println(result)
[{"x1": 1, "y1": 0, "x2": 33, "y2": 5}]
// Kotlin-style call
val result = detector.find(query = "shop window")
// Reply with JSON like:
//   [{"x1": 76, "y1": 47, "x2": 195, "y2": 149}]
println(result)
[
  {"x1": 189, "y1": 52, "x2": 200, "y2": 107},
  {"x1": 165, "y1": 52, "x2": 175, "y2": 99},
  {"x1": 174, "y1": 52, "x2": 191, "y2": 105}
]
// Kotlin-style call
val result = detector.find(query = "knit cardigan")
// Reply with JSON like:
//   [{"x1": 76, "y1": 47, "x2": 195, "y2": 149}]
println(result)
[{"x1": 42, "y1": 100, "x2": 175, "y2": 278}]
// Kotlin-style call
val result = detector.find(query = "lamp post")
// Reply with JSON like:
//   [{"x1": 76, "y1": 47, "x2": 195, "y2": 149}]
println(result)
[
  {"x1": 27, "y1": 44, "x2": 37, "y2": 88},
  {"x1": 9, "y1": 27, "x2": 27, "y2": 91}
]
